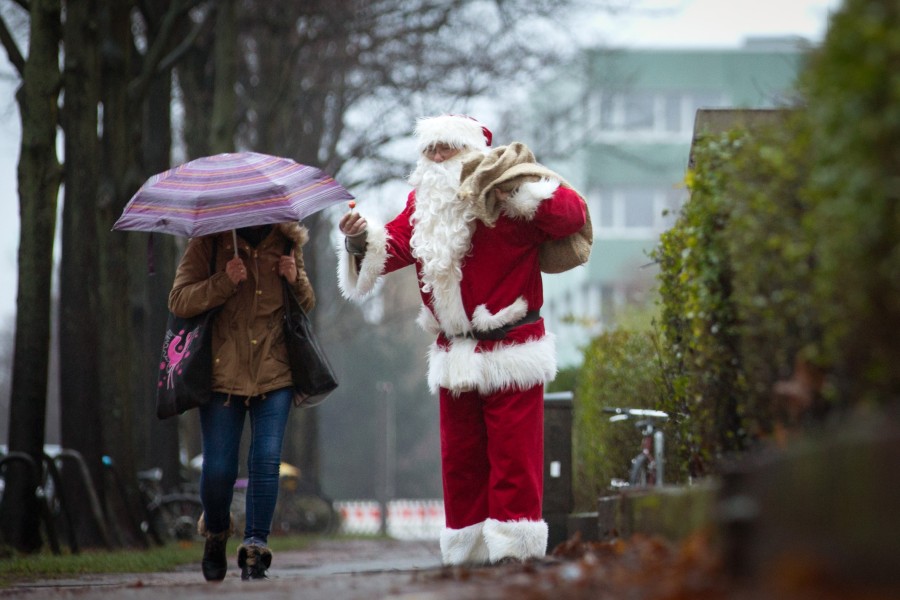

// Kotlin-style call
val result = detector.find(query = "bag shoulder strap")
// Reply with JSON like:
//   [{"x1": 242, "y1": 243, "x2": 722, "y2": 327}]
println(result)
[{"x1": 209, "y1": 237, "x2": 218, "y2": 276}]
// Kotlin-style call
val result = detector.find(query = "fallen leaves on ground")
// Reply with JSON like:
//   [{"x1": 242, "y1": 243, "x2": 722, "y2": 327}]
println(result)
[{"x1": 416, "y1": 530, "x2": 729, "y2": 599}]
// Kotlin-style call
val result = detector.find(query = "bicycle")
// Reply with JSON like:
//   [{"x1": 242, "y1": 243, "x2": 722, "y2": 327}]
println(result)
[
  {"x1": 136, "y1": 466, "x2": 204, "y2": 544},
  {"x1": 100, "y1": 456, "x2": 203, "y2": 545},
  {"x1": 228, "y1": 464, "x2": 338, "y2": 536},
  {"x1": 603, "y1": 407, "x2": 669, "y2": 488}
]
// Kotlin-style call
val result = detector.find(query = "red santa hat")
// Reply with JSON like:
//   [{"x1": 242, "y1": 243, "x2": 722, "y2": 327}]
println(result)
[{"x1": 414, "y1": 114, "x2": 492, "y2": 154}]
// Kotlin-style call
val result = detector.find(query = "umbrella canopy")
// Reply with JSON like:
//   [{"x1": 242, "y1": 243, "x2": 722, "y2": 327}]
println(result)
[{"x1": 113, "y1": 152, "x2": 354, "y2": 238}]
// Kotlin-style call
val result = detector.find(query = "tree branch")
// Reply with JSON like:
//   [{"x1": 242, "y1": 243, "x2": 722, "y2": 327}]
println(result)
[
  {"x1": 129, "y1": 0, "x2": 209, "y2": 101},
  {"x1": 0, "y1": 15, "x2": 25, "y2": 75}
]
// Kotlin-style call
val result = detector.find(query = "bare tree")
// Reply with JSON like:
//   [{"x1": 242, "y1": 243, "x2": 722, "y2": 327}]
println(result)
[{"x1": 0, "y1": 0, "x2": 62, "y2": 552}]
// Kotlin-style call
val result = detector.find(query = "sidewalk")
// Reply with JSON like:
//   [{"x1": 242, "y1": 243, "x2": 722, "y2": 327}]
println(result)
[
  {"x1": 2, "y1": 538, "x2": 450, "y2": 599},
  {"x1": 3, "y1": 533, "x2": 744, "y2": 600}
]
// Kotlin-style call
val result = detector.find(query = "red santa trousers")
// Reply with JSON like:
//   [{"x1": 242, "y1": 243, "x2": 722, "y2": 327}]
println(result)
[{"x1": 440, "y1": 383, "x2": 544, "y2": 529}]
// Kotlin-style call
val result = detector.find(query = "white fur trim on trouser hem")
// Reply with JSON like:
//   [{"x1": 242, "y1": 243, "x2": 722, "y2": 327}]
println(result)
[
  {"x1": 427, "y1": 333, "x2": 557, "y2": 395},
  {"x1": 336, "y1": 218, "x2": 387, "y2": 300},
  {"x1": 440, "y1": 522, "x2": 491, "y2": 566},
  {"x1": 483, "y1": 518, "x2": 548, "y2": 563}
]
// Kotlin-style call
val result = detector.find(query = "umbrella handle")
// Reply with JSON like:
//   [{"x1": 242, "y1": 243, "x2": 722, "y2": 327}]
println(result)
[{"x1": 232, "y1": 230, "x2": 239, "y2": 258}]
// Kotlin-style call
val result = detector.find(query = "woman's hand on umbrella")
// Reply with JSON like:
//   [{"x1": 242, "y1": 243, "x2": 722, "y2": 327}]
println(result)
[
  {"x1": 226, "y1": 257, "x2": 248, "y2": 285},
  {"x1": 279, "y1": 249, "x2": 298, "y2": 283}
]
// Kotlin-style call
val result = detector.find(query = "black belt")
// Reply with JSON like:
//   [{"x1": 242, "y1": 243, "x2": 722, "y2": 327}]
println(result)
[{"x1": 460, "y1": 310, "x2": 541, "y2": 341}]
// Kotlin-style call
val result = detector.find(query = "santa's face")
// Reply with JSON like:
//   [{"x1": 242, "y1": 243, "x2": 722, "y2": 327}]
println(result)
[{"x1": 423, "y1": 143, "x2": 462, "y2": 163}]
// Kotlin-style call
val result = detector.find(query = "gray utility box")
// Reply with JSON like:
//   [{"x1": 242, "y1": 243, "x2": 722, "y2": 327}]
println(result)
[{"x1": 542, "y1": 390, "x2": 574, "y2": 551}]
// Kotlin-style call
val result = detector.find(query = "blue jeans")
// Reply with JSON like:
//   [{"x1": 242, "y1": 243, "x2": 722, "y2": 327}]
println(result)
[{"x1": 198, "y1": 387, "x2": 292, "y2": 545}]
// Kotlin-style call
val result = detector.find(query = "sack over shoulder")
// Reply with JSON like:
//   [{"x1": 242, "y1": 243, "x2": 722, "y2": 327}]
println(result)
[
  {"x1": 155, "y1": 309, "x2": 218, "y2": 419},
  {"x1": 282, "y1": 282, "x2": 338, "y2": 407}
]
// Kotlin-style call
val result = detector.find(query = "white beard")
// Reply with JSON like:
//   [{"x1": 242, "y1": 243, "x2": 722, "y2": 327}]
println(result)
[{"x1": 408, "y1": 154, "x2": 477, "y2": 335}]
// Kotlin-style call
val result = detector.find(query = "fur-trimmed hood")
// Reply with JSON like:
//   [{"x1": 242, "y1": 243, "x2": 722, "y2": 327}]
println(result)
[{"x1": 274, "y1": 222, "x2": 310, "y2": 248}]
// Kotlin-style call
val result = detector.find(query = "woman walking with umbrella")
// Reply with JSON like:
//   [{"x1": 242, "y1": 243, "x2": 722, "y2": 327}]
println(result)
[
  {"x1": 169, "y1": 221, "x2": 315, "y2": 581},
  {"x1": 115, "y1": 152, "x2": 351, "y2": 581}
]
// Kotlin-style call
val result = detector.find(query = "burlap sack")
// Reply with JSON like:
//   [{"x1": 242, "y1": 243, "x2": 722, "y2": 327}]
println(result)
[{"x1": 458, "y1": 143, "x2": 592, "y2": 273}]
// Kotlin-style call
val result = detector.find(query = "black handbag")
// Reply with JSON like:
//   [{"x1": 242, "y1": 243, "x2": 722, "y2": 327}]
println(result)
[
  {"x1": 282, "y1": 280, "x2": 338, "y2": 407},
  {"x1": 155, "y1": 238, "x2": 219, "y2": 419}
]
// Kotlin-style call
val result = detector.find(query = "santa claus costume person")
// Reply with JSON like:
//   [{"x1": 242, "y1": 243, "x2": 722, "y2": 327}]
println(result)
[{"x1": 337, "y1": 114, "x2": 587, "y2": 565}]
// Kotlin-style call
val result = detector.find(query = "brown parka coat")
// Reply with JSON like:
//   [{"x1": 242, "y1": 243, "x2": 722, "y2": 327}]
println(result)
[{"x1": 168, "y1": 223, "x2": 315, "y2": 400}]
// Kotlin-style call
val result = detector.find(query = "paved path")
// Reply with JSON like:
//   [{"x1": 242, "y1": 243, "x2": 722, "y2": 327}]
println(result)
[{"x1": 3, "y1": 538, "x2": 459, "y2": 599}]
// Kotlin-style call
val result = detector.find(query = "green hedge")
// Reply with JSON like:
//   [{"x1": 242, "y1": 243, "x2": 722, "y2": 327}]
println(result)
[
  {"x1": 572, "y1": 0, "x2": 900, "y2": 496},
  {"x1": 652, "y1": 122, "x2": 821, "y2": 472},
  {"x1": 802, "y1": 0, "x2": 900, "y2": 403},
  {"x1": 643, "y1": 0, "x2": 900, "y2": 476}
]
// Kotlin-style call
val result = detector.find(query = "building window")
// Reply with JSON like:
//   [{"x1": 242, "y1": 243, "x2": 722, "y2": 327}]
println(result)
[
  {"x1": 594, "y1": 186, "x2": 686, "y2": 237},
  {"x1": 599, "y1": 92, "x2": 616, "y2": 130},
  {"x1": 624, "y1": 93, "x2": 654, "y2": 131},
  {"x1": 622, "y1": 188, "x2": 656, "y2": 228},
  {"x1": 588, "y1": 89, "x2": 729, "y2": 137},
  {"x1": 664, "y1": 93, "x2": 682, "y2": 132}
]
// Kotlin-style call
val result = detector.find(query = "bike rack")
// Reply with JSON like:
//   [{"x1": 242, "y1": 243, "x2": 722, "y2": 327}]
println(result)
[
  {"x1": 0, "y1": 451, "x2": 62, "y2": 554},
  {"x1": 40, "y1": 453, "x2": 80, "y2": 554},
  {"x1": 54, "y1": 449, "x2": 115, "y2": 550}
]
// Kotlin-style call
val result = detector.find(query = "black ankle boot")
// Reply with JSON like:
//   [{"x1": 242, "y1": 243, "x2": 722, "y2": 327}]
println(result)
[
  {"x1": 237, "y1": 544, "x2": 273, "y2": 581},
  {"x1": 201, "y1": 532, "x2": 229, "y2": 581},
  {"x1": 197, "y1": 513, "x2": 233, "y2": 582}
]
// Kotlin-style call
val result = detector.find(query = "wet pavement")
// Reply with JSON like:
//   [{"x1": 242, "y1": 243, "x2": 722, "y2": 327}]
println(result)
[
  {"x1": 4, "y1": 531, "x2": 894, "y2": 599},
  {"x1": 2, "y1": 538, "x2": 450, "y2": 599}
]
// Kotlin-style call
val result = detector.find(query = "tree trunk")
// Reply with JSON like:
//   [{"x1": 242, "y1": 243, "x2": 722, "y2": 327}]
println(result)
[
  {"x1": 0, "y1": 0, "x2": 62, "y2": 553},
  {"x1": 137, "y1": 81, "x2": 181, "y2": 489},
  {"x1": 135, "y1": 1, "x2": 181, "y2": 492},
  {"x1": 209, "y1": 0, "x2": 236, "y2": 154},
  {"x1": 58, "y1": 0, "x2": 109, "y2": 548},
  {"x1": 94, "y1": 0, "x2": 146, "y2": 547}
]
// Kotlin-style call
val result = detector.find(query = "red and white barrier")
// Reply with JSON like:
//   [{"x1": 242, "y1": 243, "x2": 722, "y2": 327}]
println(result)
[{"x1": 335, "y1": 499, "x2": 445, "y2": 539}]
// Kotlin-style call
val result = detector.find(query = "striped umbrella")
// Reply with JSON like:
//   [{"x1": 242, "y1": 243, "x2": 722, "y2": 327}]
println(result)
[{"x1": 113, "y1": 152, "x2": 354, "y2": 240}]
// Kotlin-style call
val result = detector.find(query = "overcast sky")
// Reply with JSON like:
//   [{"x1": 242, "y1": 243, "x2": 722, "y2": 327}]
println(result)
[{"x1": 0, "y1": 0, "x2": 842, "y2": 324}]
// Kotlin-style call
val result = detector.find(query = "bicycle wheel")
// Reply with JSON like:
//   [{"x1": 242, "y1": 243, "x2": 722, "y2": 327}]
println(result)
[
  {"x1": 155, "y1": 493, "x2": 204, "y2": 542},
  {"x1": 628, "y1": 453, "x2": 651, "y2": 487},
  {"x1": 274, "y1": 493, "x2": 337, "y2": 535}
]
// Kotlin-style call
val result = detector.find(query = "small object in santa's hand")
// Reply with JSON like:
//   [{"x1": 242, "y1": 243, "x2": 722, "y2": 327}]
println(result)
[{"x1": 348, "y1": 201, "x2": 356, "y2": 210}]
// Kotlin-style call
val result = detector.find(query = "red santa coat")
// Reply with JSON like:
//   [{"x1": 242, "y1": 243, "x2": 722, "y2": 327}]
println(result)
[{"x1": 338, "y1": 178, "x2": 586, "y2": 395}]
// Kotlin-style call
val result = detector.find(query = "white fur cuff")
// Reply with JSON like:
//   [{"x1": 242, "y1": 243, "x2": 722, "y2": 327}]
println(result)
[
  {"x1": 483, "y1": 518, "x2": 548, "y2": 563},
  {"x1": 504, "y1": 178, "x2": 560, "y2": 220},
  {"x1": 336, "y1": 218, "x2": 388, "y2": 300},
  {"x1": 440, "y1": 521, "x2": 491, "y2": 566}
]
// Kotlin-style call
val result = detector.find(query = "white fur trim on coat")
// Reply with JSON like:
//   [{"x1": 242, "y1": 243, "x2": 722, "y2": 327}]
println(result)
[
  {"x1": 483, "y1": 518, "x2": 548, "y2": 563},
  {"x1": 427, "y1": 333, "x2": 557, "y2": 395},
  {"x1": 415, "y1": 115, "x2": 490, "y2": 154},
  {"x1": 440, "y1": 521, "x2": 491, "y2": 566},
  {"x1": 416, "y1": 306, "x2": 442, "y2": 336},
  {"x1": 471, "y1": 297, "x2": 529, "y2": 332},
  {"x1": 336, "y1": 217, "x2": 387, "y2": 300},
  {"x1": 504, "y1": 178, "x2": 560, "y2": 220}
]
